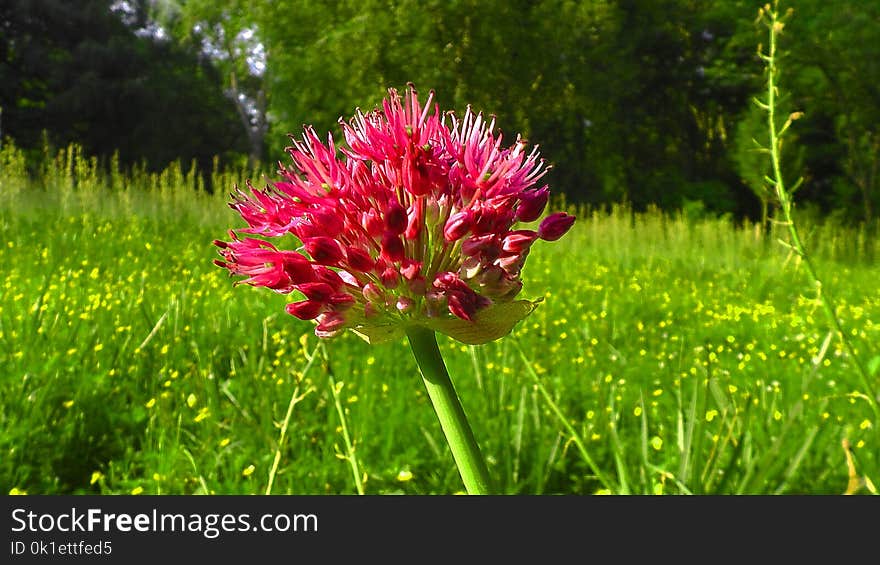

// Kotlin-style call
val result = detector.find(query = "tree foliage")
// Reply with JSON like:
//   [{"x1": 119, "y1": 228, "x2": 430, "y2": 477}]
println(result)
[
  {"x1": 153, "y1": 0, "x2": 268, "y2": 166},
  {"x1": 2, "y1": 0, "x2": 878, "y2": 223},
  {"x1": 0, "y1": 0, "x2": 247, "y2": 173}
]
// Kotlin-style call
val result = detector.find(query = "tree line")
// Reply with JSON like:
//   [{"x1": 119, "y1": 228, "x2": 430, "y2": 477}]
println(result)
[{"x1": 2, "y1": 0, "x2": 877, "y2": 224}]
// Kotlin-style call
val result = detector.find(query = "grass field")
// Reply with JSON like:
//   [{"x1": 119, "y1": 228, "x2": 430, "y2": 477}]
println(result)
[{"x1": 1, "y1": 143, "x2": 878, "y2": 495}]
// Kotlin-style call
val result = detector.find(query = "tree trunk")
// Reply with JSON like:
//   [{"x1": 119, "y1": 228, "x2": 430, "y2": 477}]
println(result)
[{"x1": 229, "y1": 71, "x2": 267, "y2": 170}]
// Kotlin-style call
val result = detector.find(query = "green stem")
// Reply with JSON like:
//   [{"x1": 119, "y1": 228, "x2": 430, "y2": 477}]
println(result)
[
  {"x1": 406, "y1": 326, "x2": 493, "y2": 494},
  {"x1": 763, "y1": 6, "x2": 879, "y2": 418},
  {"x1": 329, "y1": 375, "x2": 365, "y2": 495},
  {"x1": 266, "y1": 343, "x2": 320, "y2": 495}
]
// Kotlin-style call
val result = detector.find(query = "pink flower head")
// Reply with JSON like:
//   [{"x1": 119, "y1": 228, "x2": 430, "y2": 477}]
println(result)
[{"x1": 215, "y1": 85, "x2": 575, "y2": 344}]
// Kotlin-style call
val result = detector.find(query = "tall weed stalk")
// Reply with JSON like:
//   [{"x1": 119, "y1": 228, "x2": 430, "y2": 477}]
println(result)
[{"x1": 755, "y1": 2, "x2": 878, "y2": 420}]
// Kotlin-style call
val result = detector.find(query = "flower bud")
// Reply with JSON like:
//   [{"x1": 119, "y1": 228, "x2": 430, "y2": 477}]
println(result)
[
  {"x1": 516, "y1": 186, "x2": 549, "y2": 222},
  {"x1": 310, "y1": 209, "x2": 344, "y2": 237},
  {"x1": 424, "y1": 290, "x2": 446, "y2": 318},
  {"x1": 400, "y1": 260, "x2": 422, "y2": 280},
  {"x1": 363, "y1": 209, "x2": 384, "y2": 237},
  {"x1": 313, "y1": 266, "x2": 344, "y2": 290},
  {"x1": 285, "y1": 300, "x2": 323, "y2": 320},
  {"x1": 295, "y1": 282, "x2": 335, "y2": 301},
  {"x1": 362, "y1": 283, "x2": 384, "y2": 303},
  {"x1": 478, "y1": 265, "x2": 522, "y2": 298},
  {"x1": 537, "y1": 212, "x2": 576, "y2": 241},
  {"x1": 443, "y1": 210, "x2": 472, "y2": 242},
  {"x1": 495, "y1": 251, "x2": 528, "y2": 277},
  {"x1": 385, "y1": 199, "x2": 408, "y2": 234},
  {"x1": 405, "y1": 199, "x2": 424, "y2": 239},
  {"x1": 462, "y1": 234, "x2": 502, "y2": 261},
  {"x1": 315, "y1": 312, "x2": 346, "y2": 337},
  {"x1": 346, "y1": 247, "x2": 375, "y2": 272},
  {"x1": 329, "y1": 293, "x2": 356, "y2": 309},
  {"x1": 381, "y1": 232, "x2": 405, "y2": 263},
  {"x1": 282, "y1": 251, "x2": 316, "y2": 283},
  {"x1": 459, "y1": 255, "x2": 482, "y2": 280},
  {"x1": 380, "y1": 267, "x2": 400, "y2": 289},
  {"x1": 396, "y1": 296, "x2": 414, "y2": 312},
  {"x1": 364, "y1": 301, "x2": 380, "y2": 319},
  {"x1": 502, "y1": 230, "x2": 538, "y2": 253},
  {"x1": 304, "y1": 237, "x2": 344, "y2": 265},
  {"x1": 447, "y1": 289, "x2": 491, "y2": 322}
]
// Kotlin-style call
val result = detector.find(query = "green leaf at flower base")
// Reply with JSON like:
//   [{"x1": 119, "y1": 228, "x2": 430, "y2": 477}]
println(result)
[
  {"x1": 425, "y1": 298, "x2": 543, "y2": 345},
  {"x1": 348, "y1": 298, "x2": 543, "y2": 346},
  {"x1": 349, "y1": 322, "x2": 408, "y2": 346}
]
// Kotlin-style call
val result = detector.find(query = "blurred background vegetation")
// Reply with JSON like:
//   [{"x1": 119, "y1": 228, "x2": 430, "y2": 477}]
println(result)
[{"x1": 2, "y1": 0, "x2": 878, "y2": 225}]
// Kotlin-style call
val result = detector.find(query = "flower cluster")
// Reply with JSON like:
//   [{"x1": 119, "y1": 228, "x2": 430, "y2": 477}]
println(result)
[{"x1": 215, "y1": 85, "x2": 574, "y2": 344}]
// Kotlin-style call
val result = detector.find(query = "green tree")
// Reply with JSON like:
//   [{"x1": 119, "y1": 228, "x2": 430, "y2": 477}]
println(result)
[
  {"x1": 0, "y1": 0, "x2": 247, "y2": 172},
  {"x1": 153, "y1": 0, "x2": 268, "y2": 167},
  {"x1": 6, "y1": 0, "x2": 874, "y2": 222},
  {"x1": 787, "y1": 1, "x2": 880, "y2": 223},
  {"x1": 251, "y1": 0, "x2": 623, "y2": 202},
  {"x1": 720, "y1": 0, "x2": 880, "y2": 224},
  {"x1": 250, "y1": 0, "x2": 760, "y2": 213}
]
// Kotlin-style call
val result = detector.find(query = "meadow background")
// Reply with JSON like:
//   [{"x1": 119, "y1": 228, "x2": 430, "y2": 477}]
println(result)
[
  {"x1": 1, "y1": 0, "x2": 879, "y2": 495},
  {"x1": 1, "y1": 142, "x2": 877, "y2": 495}
]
